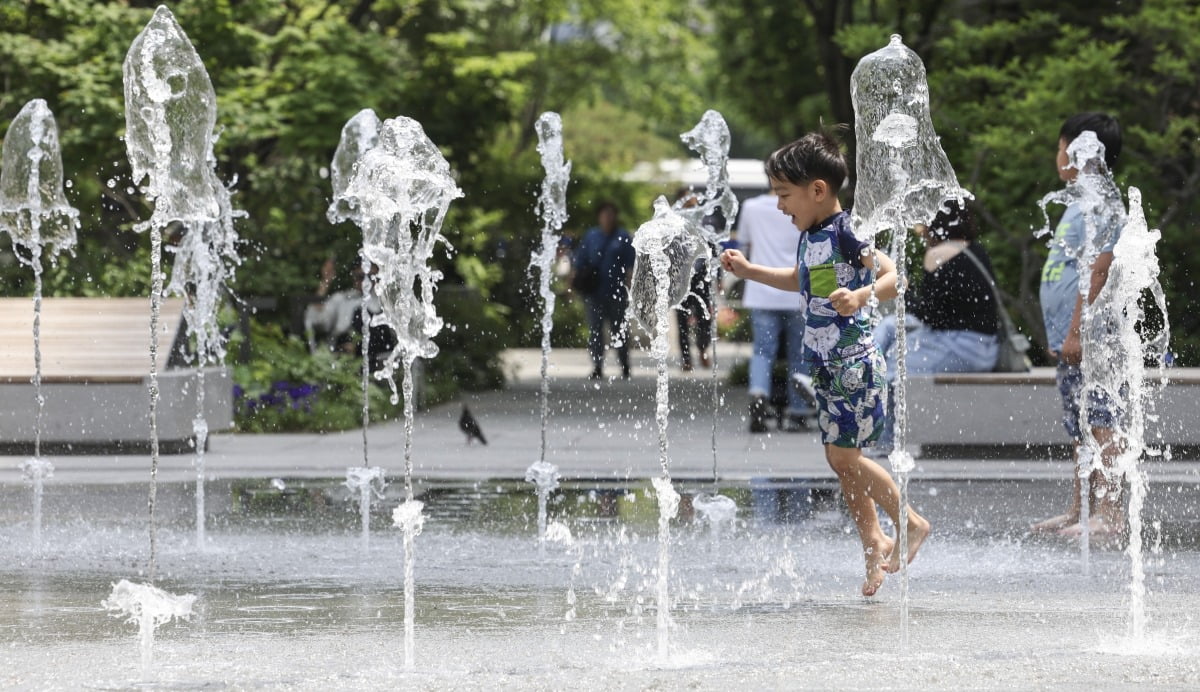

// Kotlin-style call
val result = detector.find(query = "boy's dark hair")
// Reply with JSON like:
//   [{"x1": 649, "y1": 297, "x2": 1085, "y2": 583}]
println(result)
[
  {"x1": 1060, "y1": 112, "x2": 1122, "y2": 170},
  {"x1": 765, "y1": 131, "x2": 848, "y2": 191},
  {"x1": 595, "y1": 200, "x2": 619, "y2": 217},
  {"x1": 928, "y1": 197, "x2": 977, "y2": 242}
]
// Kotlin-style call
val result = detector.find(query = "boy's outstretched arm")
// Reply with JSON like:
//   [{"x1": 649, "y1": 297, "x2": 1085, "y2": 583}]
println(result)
[
  {"x1": 720, "y1": 249, "x2": 799, "y2": 292},
  {"x1": 829, "y1": 248, "x2": 898, "y2": 316}
]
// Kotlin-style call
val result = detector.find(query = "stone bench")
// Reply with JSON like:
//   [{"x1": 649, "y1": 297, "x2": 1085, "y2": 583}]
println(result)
[
  {"x1": 906, "y1": 367, "x2": 1200, "y2": 459},
  {"x1": 0, "y1": 297, "x2": 232, "y2": 454}
]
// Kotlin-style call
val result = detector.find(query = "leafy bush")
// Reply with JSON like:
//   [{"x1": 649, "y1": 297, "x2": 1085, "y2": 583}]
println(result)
[
  {"x1": 231, "y1": 281, "x2": 507, "y2": 433},
  {"x1": 231, "y1": 320, "x2": 394, "y2": 433}
]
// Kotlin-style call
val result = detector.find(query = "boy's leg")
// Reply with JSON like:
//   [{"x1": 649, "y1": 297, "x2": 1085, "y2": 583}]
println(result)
[
  {"x1": 816, "y1": 353, "x2": 929, "y2": 592},
  {"x1": 826, "y1": 445, "x2": 931, "y2": 574},
  {"x1": 1033, "y1": 362, "x2": 1086, "y2": 530},
  {"x1": 824, "y1": 444, "x2": 892, "y2": 596},
  {"x1": 1059, "y1": 425, "x2": 1124, "y2": 537}
]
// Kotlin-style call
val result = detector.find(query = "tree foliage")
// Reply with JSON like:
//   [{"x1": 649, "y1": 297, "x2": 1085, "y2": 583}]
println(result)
[
  {"x1": 713, "y1": 0, "x2": 1200, "y2": 363},
  {"x1": 2, "y1": 0, "x2": 1197, "y2": 377}
]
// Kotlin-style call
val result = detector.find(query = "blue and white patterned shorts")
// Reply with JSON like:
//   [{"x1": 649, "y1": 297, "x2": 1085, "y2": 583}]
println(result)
[
  {"x1": 1056, "y1": 362, "x2": 1120, "y2": 441},
  {"x1": 812, "y1": 350, "x2": 887, "y2": 449}
]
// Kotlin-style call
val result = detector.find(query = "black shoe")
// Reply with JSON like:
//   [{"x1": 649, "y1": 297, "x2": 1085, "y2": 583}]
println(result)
[
  {"x1": 589, "y1": 367, "x2": 603, "y2": 380},
  {"x1": 621, "y1": 366, "x2": 631, "y2": 380},
  {"x1": 748, "y1": 395, "x2": 770, "y2": 433}
]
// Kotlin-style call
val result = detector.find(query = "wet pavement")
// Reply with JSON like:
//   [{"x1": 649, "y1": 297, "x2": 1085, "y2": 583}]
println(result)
[{"x1": 2, "y1": 347, "x2": 1200, "y2": 689}]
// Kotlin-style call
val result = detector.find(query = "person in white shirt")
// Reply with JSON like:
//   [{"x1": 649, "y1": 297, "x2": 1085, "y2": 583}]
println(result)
[{"x1": 736, "y1": 192, "x2": 815, "y2": 432}]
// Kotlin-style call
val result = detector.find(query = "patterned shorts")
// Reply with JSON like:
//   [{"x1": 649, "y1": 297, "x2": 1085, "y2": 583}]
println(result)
[
  {"x1": 812, "y1": 350, "x2": 888, "y2": 448},
  {"x1": 1056, "y1": 362, "x2": 1121, "y2": 441}
]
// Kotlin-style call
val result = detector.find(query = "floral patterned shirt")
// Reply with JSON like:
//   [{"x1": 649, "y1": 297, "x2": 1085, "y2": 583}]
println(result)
[{"x1": 796, "y1": 210, "x2": 876, "y2": 369}]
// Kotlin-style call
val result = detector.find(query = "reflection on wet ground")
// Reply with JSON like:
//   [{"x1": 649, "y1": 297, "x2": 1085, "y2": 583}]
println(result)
[{"x1": 2, "y1": 478, "x2": 1199, "y2": 688}]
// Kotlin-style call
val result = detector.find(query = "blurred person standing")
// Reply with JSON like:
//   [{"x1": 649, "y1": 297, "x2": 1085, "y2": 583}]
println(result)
[
  {"x1": 737, "y1": 192, "x2": 813, "y2": 432},
  {"x1": 572, "y1": 201, "x2": 636, "y2": 379}
]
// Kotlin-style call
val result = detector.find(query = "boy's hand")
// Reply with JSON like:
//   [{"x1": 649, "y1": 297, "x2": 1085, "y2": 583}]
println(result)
[
  {"x1": 720, "y1": 249, "x2": 747, "y2": 277},
  {"x1": 829, "y1": 287, "x2": 865, "y2": 316},
  {"x1": 1060, "y1": 331, "x2": 1082, "y2": 365}
]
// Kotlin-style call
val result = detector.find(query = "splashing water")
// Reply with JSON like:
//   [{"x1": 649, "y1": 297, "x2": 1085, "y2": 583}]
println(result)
[
  {"x1": 328, "y1": 108, "x2": 383, "y2": 469},
  {"x1": 674, "y1": 110, "x2": 739, "y2": 489},
  {"x1": 628, "y1": 110, "x2": 742, "y2": 657},
  {"x1": 0, "y1": 99, "x2": 78, "y2": 551},
  {"x1": 651, "y1": 476, "x2": 680, "y2": 658},
  {"x1": 630, "y1": 198, "x2": 709, "y2": 342},
  {"x1": 338, "y1": 114, "x2": 461, "y2": 671},
  {"x1": 328, "y1": 108, "x2": 382, "y2": 227},
  {"x1": 392, "y1": 499, "x2": 425, "y2": 670},
  {"x1": 629, "y1": 188, "x2": 722, "y2": 660},
  {"x1": 675, "y1": 110, "x2": 739, "y2": 243},
  {"x1": 525, "y1": 460, "x2": 561, "y2": 554},
  {"x1": 852, "y1": 36, "x2": 970, "y2": 243},
  {"x1": 102, "y1": 579, "x2": 195, "y2": 682},
  {"x1": 1071, "y1": 185, "x2": 1169, "y2": 640},
  {"x1": 125, "y1": 5, "x2": 239, "y2": 570},
  {"x1": 851, "y1": 34, "x2": 969, "y2": 644},
  {"x1": 693, "y1": 492, "x2": 737, "y2": 541},
  {"x1": 345, "y1": 466, "x2": 386, "y2": 554},
  {"x1": 343, "y1": 117, "x2": 461, "y2": 490},
  {"x1": 1037, "y1": 131, "x2": 1128, "y2": 573},
  {"x1": 530, "y1": 112, "x2": 571, "y2": 474},
  {"x1": 543, "y1": 521, "x2": 581, "y2": 621},
  {"x1": 165, "y1": 173, "x2": 241, "y2": 553},
  {"x1": 0, "y1": 100, "x2": 80, "y2": 258},
  {"x1": 19, "y1": 457, "x2": 54, "y2": 550}
]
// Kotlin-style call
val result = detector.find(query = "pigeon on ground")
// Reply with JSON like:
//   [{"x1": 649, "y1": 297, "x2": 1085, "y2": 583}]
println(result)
[{"x1": 459, "y1": 404, "x2": 487, "y2": 445}]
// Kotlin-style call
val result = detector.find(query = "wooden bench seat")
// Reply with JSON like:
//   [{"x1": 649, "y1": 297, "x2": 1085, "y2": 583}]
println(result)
[
  {"x1": 907, "y1": 367, "x2": 1200, "y2": 459},
  {"x1": 0, "y1": 297, "x2": 231, "y2": 454}
]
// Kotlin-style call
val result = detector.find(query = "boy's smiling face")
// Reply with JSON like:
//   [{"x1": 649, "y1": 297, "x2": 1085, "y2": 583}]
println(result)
[{"x1": 770, "y1": 176, "x2": 833, "y2": 230}]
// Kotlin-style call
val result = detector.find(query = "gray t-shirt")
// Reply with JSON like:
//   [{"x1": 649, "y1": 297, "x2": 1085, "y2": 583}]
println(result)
[{"x1": 1039, "y1": 204, "x2": 1119, "y2": 352}]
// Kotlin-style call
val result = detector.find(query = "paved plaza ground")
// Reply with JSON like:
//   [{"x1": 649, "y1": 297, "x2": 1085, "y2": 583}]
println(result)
[
  {"x1": 4, "y1": 347, "x2": 1200, "y2": 690},
  {"x1": 2, "y1": 345, "x2": 1198, "y2": 489}
]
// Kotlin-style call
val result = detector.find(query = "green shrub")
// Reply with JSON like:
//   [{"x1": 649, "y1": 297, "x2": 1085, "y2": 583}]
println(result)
[{"x1": 230, "y1": 320, "x2": 394, "y2": 433}]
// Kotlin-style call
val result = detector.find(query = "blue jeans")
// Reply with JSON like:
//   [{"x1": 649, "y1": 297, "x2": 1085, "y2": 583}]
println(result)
[
  {"x1": 874, "y1": 314, "x2": 999, "y2": 449},
  {"x1": 875, "y1": 314, "x2": 999, "y2": 380},
  {"x1": 749, "y1": 309, "x2": 811, "y2": 416}
]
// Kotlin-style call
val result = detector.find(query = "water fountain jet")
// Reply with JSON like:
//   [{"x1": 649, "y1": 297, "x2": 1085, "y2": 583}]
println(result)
[
  {"x1": 346, "y1": 465, "x2": 386, "y2": 554},
  {"x1": 851, "y1": 34, "x2": 969, "y2": 642},
  {"x1": 336, "y1": 112, "x2": 462, "y2": 670},
  {"x1": 1037, "y1": 130, "x2": 1128, "y2": 573},
  {"x1": 102, "y1": 579, "x2": 195, "y2": 682},
  {"x1": 124, "y1": 3, "x2": 240, "y2": 565},
  {"x1": 0, "y1": 98, "x2": 79, "y2": 550}
]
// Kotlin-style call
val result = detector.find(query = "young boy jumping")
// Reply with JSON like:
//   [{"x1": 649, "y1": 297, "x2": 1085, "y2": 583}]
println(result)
[{"x1": 720, "y1": 132, "x2": 931, "y2": 596}]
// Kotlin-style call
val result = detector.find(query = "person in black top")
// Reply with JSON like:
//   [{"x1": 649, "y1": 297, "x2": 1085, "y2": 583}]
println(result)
[{"x1": 875, "y1": 198, "x2": 1000, "y2": 379}]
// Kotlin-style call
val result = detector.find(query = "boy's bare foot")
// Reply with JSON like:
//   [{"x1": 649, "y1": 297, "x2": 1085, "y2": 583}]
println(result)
[
  {"x1": 1058, "y1": 515, "x2": 1125, "y2": 538},
  {"x1": 1031, "y1": 513, "x2": 1078, "y2": 533},
  {"x1": 862, "y1": 536, "x2": 894, "y2": 597},
  {"x1": 884, "y1": 514, "x2": 930, "y2": 574}
]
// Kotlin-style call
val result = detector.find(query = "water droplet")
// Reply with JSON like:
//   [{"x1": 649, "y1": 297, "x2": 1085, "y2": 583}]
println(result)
[{"x1": 106, "y1": 179, "x2": 117, "y2": 189}]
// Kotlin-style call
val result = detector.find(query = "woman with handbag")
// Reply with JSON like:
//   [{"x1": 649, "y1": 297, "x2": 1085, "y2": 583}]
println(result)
[
  {"x1": 874, "y1": 198, "x2": 1002, "y2": 379},
  {"x1": 873, "y1": 199, "x2": 1008, "y2": 453}
]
